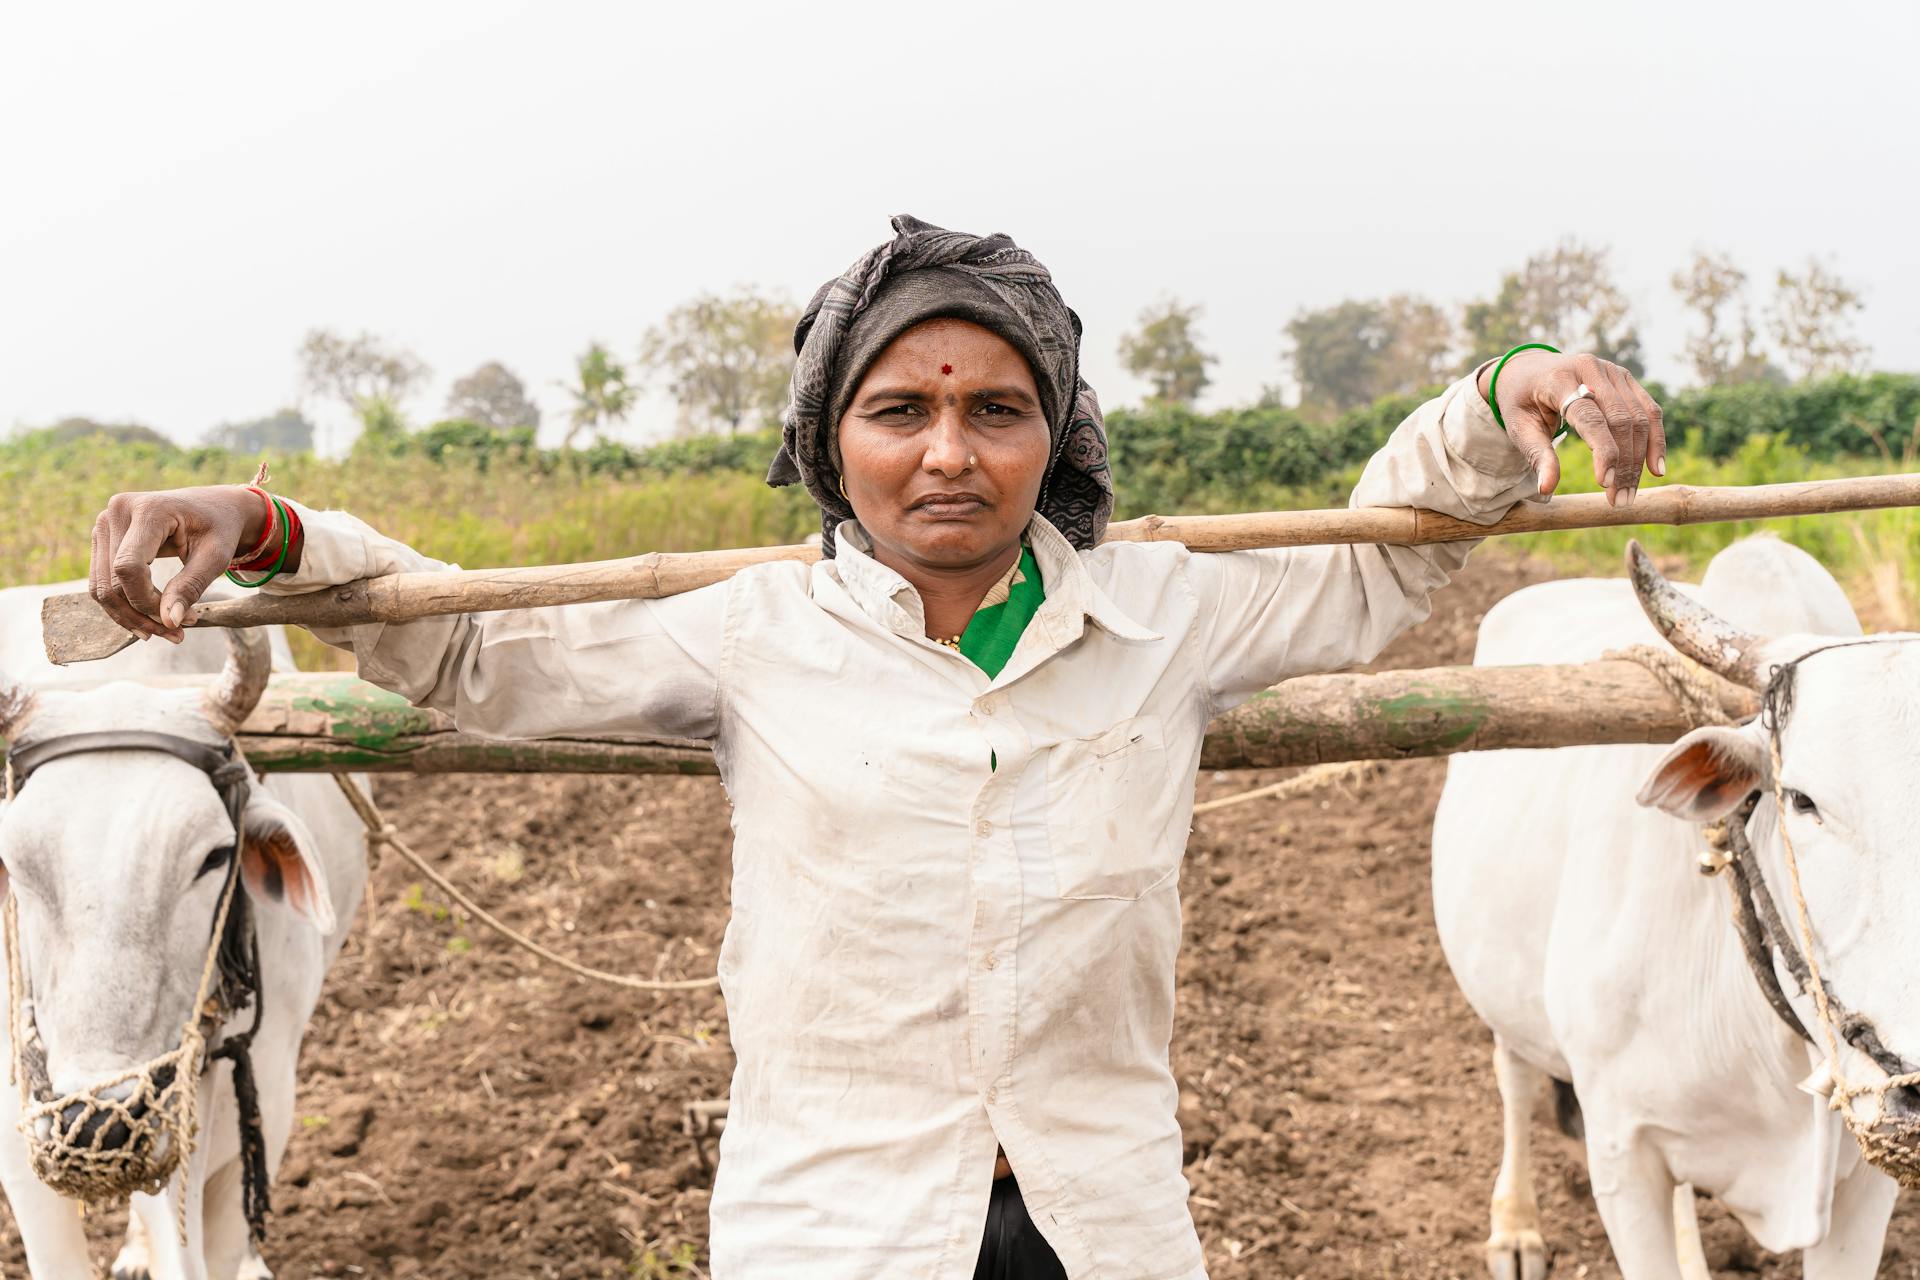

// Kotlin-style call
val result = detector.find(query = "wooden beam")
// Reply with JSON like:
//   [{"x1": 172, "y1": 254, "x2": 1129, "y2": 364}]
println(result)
[
  {"x1": 45, "y1": 472, "x2": 1920, "y2": 665},
  {"x1": 1197, "y1": 661, "x2": 1754, "y2": 769},
  {"x1": 203, "y1": 664, "x2": 1756, "y2": 775}
]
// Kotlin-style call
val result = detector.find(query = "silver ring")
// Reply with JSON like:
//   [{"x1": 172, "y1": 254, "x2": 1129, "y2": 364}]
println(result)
[{"x1": 1558, "y1": 383, "x2": 1594, "y2": 422}]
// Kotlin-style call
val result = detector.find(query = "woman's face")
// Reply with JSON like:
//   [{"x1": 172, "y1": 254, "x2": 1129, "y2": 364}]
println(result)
[{"x1": 836, "y1": 318, "x2": 1051, "y2": 574}]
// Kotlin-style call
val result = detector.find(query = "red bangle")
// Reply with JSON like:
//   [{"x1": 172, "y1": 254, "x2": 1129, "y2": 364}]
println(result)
[
  {"x1": 283, "y1": 502, "x2": 303, "y2": 568},
  {"x1": 232, "y1": 496, "x2": 303, "y2": 574},
  {"x1": 229, "y1": 487, "x2": 277, "y2": 567}
]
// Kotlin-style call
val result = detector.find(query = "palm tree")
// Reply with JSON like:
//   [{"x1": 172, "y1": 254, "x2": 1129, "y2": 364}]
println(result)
[{"x1": 559, "y1": 342, "x2": 636, "y2": 448}]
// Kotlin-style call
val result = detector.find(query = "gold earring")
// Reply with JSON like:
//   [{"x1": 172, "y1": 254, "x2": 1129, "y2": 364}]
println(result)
[{"x1": 837, "y1": 475, "x2": 848, "y2": 500}]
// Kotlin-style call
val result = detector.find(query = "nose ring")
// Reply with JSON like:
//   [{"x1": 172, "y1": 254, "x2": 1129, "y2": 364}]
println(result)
[{"x1": 967, "y1": 454, "x2": 977, "y2": 468}]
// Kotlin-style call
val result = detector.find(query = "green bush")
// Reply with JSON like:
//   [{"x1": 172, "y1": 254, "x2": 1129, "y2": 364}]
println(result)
[
  {"x1": 1661, "y1": 372, "x2": 1920, "y2": 461},
  {"x1": 411, "y1": 419, "x2": 540, "y2": 470}
]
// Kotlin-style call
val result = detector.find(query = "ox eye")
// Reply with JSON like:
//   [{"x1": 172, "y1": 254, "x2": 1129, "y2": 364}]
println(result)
[
  {"x1": 195, "y1": 845, "x2": 235, "y2": 880},
  {"x1": 1785, "y1": 790, "x2": 1821, "y2": 821}
]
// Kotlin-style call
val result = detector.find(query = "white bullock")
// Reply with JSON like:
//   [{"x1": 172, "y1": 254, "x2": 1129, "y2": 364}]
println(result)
[
  {"x1": 0, "y1": 575, "x2": 367, "y2": 1280},
  {"x1": 1433, "y1": 536, "x2": 1918, "y2": 1278}
]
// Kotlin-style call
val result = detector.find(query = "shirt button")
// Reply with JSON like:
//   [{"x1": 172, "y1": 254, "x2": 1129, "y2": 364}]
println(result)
[
  {"x1": 979, "y1": 701, "x2": 996, "y2": 716},
  {"x1": 983, "y1": 952, "x2": 997, "y2": 970},
  {"x1": 975, "y1": 819, "x2": 992, "y2": 838},
  {"x1": 986, "y1": 1085, "x2": 999, "y2": 1104}
]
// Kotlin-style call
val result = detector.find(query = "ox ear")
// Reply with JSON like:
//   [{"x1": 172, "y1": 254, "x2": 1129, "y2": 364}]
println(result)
[
  {"x1": 240, "y1": 793, "x2": 337, "y2": 935},
  {"x1": 1636, "y1": 724, "x2": 1768, "y2": 822}
]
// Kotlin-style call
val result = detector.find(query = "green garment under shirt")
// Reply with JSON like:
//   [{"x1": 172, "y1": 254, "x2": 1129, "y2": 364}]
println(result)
[
  {"x1": 952, "y1": 544, "x2": 1042, "y2": 775},
  {"x1": 954, "y1": 544, "x2": 1043, "y2": 679}
]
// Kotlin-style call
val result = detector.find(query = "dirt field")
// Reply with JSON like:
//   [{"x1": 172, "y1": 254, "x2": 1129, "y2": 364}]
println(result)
[{"x1": 8, "y1": 551, "x2": 1919, "y2": 1278}]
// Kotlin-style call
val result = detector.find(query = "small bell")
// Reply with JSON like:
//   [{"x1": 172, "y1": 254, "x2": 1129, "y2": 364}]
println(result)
[
  {"x1": 1798, "y1": 1060, "x2": 1837, "y2": 1099},
  {"x1": 1697, "y1": 819, "x2": 1735, "y2": 876}
]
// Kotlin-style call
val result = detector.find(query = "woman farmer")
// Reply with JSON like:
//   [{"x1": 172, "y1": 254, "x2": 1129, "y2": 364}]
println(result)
[{"x1": 89, "y1": 215, "x2": 1664, "y2": 1278}]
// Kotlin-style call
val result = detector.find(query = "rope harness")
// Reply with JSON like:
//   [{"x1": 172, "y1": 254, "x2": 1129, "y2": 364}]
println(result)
[
  {"x1": 1758, "y1": 640, "x2": 1920, "y2": 1185},
  {"x1": 2, "y1": 731, "x2": 272, "y2": 1244},
  {"x1": 1617, "y1": 640, "x2": 1920, "y2": 1187},
  {"x1": 329, "y1": 774, "x2": 720, "y2": 993}
]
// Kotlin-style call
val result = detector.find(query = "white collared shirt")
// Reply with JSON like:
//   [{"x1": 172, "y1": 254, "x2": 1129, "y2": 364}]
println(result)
[{"x1": 271, "y1": 373, "x2": 1535, "y2": 1277}]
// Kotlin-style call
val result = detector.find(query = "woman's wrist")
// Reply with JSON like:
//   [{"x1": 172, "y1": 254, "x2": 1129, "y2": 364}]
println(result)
[
  {"x1": 230, "y1": 486, "x2": 275, "y2": 562},
  {"x1": 1476, "y1": 348, "x2": 1554, "y2": 403}
]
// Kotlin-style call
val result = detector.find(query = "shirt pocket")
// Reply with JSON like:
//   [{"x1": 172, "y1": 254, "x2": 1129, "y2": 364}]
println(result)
[{"x1": 1043, "y1": 715, "x2": 1178, "y2": 901}]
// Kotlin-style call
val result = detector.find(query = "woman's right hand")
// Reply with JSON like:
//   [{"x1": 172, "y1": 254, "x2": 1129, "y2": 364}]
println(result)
[{"x1": 89, "y1": 486, "x2": 270, "y2": 642}]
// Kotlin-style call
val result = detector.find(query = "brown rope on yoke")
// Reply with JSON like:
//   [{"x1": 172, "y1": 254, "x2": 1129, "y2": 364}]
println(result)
[
  {"x1": 329, "y1": 775, "x2": 721, "y2": 993},
  {"x1": 1604, "y1": 644, "x2": 1737, "y2": 728}
]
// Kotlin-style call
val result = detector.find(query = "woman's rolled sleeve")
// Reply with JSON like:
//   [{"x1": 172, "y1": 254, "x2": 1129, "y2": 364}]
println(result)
[
  {"x1": 261, "y1": 503, "x2": 724, "y2": 742},
  {"x1": 1187, "y1": 372, "x2": 1540, "y2": 712}
]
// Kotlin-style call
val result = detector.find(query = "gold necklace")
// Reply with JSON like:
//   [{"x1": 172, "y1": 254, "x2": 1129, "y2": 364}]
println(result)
[{"x1": 936, "y1": 634, "x2": 963, "y2": 650}]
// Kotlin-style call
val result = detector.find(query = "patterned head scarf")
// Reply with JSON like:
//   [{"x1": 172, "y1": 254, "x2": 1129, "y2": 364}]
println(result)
[{"x1": 766, "y1": 215, "x2": 1113, "y2": 556}]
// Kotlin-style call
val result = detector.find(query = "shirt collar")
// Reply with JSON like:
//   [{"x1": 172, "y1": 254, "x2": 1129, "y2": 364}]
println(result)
[{"x1": 827, "y1": 516, "x2": 1161, "y2": 648}]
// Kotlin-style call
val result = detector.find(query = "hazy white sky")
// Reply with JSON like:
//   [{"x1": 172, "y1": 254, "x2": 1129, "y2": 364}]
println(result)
[{"x1": 4, "y1": 0, "x2": 1916, "y2": 449}]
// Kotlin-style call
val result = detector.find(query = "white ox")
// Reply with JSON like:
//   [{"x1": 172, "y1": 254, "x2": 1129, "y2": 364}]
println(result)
[
  {"x1": 0, "y1": 574, "x2": 366, "y2": 1280},
  {"x1": 1433, "y1": 536, "x2": 1919, "y2": 1279}
]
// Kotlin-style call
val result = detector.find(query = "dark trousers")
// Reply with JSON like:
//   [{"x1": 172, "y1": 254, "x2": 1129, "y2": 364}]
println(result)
[{"x1": 974, "y1": 1175, "x2": 1068, "y2": 1279}]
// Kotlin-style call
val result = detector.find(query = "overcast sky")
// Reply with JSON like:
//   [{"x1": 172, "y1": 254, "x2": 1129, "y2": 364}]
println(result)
[{"x1": 4, "y1": 0, "x2": 1915, "y2": 449}]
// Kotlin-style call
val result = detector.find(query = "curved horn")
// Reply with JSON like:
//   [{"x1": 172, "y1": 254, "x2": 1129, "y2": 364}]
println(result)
[
  {"x1": 203, "y1": 628, "x2": 271, "y2": 736},
  {"x1": 1626, "y1": 539, "x2": 1769, "y2": 688},
  {"x1": 0, "y1": 673, "x2": 36, "y2": 741}
]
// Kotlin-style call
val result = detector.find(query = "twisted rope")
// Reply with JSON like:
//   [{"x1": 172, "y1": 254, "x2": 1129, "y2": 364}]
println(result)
[
  {"x1": 1604, "y1": 644, "x2": 1737, "y2": 728},
  {"x1": 1766, "y1": 728, "x2": 1920, "y2": 1185},
  {"x1": 1191, "y1": 760, "x2": 1380, "y2": 816},
  {"x1": 329, "y1": 775, "x2": 720, "y2": 993}
]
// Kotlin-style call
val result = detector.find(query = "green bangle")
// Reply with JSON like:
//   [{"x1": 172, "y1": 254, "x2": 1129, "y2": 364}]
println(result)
[
  {"x1": 1485, "y1": 342, "x2": 1560, "y2": 433},
  {"x1": 225, "y1": 496, "x2": 292, "y2": 589}
]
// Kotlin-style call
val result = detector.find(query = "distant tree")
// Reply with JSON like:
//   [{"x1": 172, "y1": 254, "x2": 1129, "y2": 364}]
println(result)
[
  {"x1": 1118, "y1": 299, "x2": 1215, "y2": 407},
  {"x1": 45, "y1": 418, "x2": 173, "y2": 447},
  {"x1": 202, "y1": 408, "x2": 315, "y2": 454},
  {"x1": 445, "y1": 360, "x2": 541, "y2": 431},
  {"x1": 1769, "y1": 258, "x2": 1868, "y2": 381},
  {"x1": 1464, "y1": 240, "x2": 1644, "y2": 375},
  {"x1": 640, "y1": 288, "x2": 798, "y2": 436},
  {"x1": 298, "y1": 329, "x2": 430, "y2": 417},
  {"x1": 1671, "y1": 251, "x2": 1772, "y2": 385},
  {"x1": 559, "y1": 341, "x2": 637, "y2": 448},
  {"x1": 1285, "y1": 294, "x2": 1455, "y2": 417},
  {"x1": 346, "y1": 396, "x2": 412, "y2": 458}
]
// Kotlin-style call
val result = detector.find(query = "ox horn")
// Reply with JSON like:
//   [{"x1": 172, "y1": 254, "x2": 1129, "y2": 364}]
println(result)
[
  {"x1": 203, "y1": 627, "x2": 271, "y2": 736},
  {"x1": 1625, "y1": 539, "x2": 1769, "y2": 689},
  {"x1": 0, "y1": 673, "x2": 36, "y2": 741}
]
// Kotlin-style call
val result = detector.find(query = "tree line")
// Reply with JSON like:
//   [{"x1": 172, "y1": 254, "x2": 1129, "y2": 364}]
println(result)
[
  {"x1": 1125, "y1": 243, "x2": 1871, "y2": 418},
  {"x1": 31, "y1": 242, "x2": 1877, "y2": 456},
  {"x1": 287, "y1": 288, "x2": 800, "y2": 456}
]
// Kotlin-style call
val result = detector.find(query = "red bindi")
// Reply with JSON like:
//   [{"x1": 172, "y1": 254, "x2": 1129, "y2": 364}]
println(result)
[{"x1": 941, "y1": 364, "x2": 953, "y2": 375}]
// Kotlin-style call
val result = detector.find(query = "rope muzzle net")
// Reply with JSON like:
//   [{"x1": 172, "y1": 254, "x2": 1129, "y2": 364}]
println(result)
[{"x1": 4, "y1": 870, "x2": 239, "y2": 1207}]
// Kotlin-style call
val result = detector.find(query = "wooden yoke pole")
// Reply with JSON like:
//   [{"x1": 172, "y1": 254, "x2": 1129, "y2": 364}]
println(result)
[
  {"x1": 185, "y1": 661, "x2": 1756, "y2": 775},
  {"x1": 43, "y1": 472, "x2": 1920, "y2": 665}
]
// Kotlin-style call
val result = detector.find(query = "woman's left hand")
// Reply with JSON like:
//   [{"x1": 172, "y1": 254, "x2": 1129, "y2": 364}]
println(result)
[{"x1": 1478, "y1": 350, "x2": 1666, "y2": 507}]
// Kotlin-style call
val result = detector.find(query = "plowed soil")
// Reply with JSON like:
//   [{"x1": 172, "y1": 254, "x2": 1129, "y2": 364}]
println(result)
[{"x1": 9, "y1": 551, "x2": 1918, "y2": 1278}]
